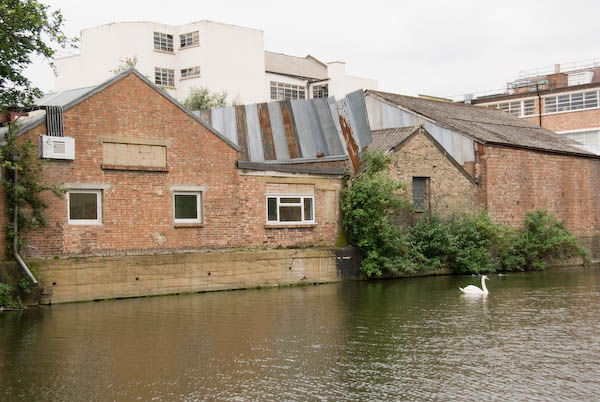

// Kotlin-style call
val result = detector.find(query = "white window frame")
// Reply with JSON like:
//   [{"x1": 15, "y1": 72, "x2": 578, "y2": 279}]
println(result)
[
  {"x1": 155, "y1": 67, "x2": 175, "y2": 87},
  {"x1": 67, "y1": 189, "x2": 102, "y2": 225},
  {"x1": 181, "y1": 66, "x2": 201, "y2": 79},
  {"x1": 180, "y1": 31, "x2": 199, "y2": 48},
  {"x1": 153, "y1": 32, "x2": 174, "y2": 52},
  {"x1": 173, "y1": 191, "x2": 202, "y2": 224},
  {"x1": 269, "y1": 81, "x2": 306, "y2": 101},
  {"x1": 543, "y1": 89, "x2": 600, "y2": 115},
  {"x1": 266, "y1": 195, "x2": 315, "y2": 225}
]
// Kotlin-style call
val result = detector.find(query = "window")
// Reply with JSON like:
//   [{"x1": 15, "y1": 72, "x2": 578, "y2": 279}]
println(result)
[
  {"x1": 181, "y1": 66, "x2": 201, "y2": 79},
  {"x1": 544, "y1": 90, "x2": 600, "y2": 114},
  {"x1": 487, "y1": 99, "x2": 537, "y2": 117},
  {"x1": 412, "y1": 177, "x2": 429, "y2": 212},
  {"x1": 561, "y1": 130, "x2": 600, "y2": 154},
  {"x1": 68, "y1": 190, "x2": 102, "y2": 225},
  {"x1": 153, "y1": 32, "x2": 173, "y2": 52},
  {"x1": 270, "y1": 81, "x2": 306, "y2": 101},
  {"x1": 266, "y1": 195, "x2": 314, "y2": 224},
  {"x1": 313, "y1": 85, "x2": 328, "y2": 99},
  {"x1": 174, "y1": 192, "x2": 202, "y2": 223},
  {"x1": 155, "y1": 67, "x2": 175, "y2": 87},
  {"x1": 180, "y1": 31, "x2": 199, "y2": 48}
]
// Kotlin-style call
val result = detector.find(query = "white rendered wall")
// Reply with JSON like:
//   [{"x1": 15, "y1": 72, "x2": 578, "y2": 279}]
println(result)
[
  {"x1": 327, "y1": 61, "x2": 378, "y2": 99},
  {"x1": 54, "y1": 21, "x2": 265, "y2": 103}
]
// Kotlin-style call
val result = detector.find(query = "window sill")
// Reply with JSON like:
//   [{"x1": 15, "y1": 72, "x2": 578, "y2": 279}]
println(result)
[
  {"x1": 174, "y1": 223, "x2": 204, "y2": 228},
  {"x1": 265, "y1": 223, "x2": 317, "y2": 229},
  {"x1": 154, "y1": 49, "x2": 175, "y2": 55},
  {"x1": 180, "y1": 75, "x2": 201, "y2": 81},
  {"x1": 102, "y1": 164, "x2": 169, "y2": 172},
  {"x1": 179, "y1": 44, "x2": 199, "y2": 50}
]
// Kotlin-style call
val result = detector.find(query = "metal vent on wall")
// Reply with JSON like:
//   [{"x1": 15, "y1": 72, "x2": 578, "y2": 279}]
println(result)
[
  {"x1": 45, "y1": 106, "x2": 64, "y2": 137},
  {"x1": 53, "y1": 139, "x2": 66, "y2": 154}
]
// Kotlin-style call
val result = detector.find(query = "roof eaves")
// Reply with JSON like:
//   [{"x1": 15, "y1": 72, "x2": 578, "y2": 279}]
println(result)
[
  {"x1": 237, "y1": 160, "x2": 345, "y2": 176},
  {"x1": 484, "y1": 140, "x2": 600, "y2": 159}
]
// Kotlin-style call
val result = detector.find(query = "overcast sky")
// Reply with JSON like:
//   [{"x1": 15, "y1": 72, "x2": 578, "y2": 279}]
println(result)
[{"x1": 26, "y1": 0, "x2": 600, "y2": 99}]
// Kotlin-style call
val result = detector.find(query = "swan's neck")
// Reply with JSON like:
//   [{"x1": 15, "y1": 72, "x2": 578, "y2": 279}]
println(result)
[{"x1": 481, "y1": 277, "x2": 488, "y2": 293}]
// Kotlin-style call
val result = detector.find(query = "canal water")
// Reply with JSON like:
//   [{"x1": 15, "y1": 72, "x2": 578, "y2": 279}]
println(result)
[{"x1": 1, "y1": 268, "x2": 599, "y2": 401}]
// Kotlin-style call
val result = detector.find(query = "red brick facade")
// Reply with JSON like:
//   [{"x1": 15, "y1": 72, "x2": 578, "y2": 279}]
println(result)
[
  {"x1": 477, "y1": 144, "x2": 600, "y2": 256},
  {"x1": 1, "y1": 72, "x2": 342, "y2": 259}
]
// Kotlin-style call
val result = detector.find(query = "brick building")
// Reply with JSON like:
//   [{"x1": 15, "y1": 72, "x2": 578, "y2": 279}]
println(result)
[
  {"x1": 0, "y1": 69, "x2": 344, "y2": 259},
  {"x1": 364, "y1": 90, "x2": 600, "y2": 257},
  {"x1": 468, "y1": 59, "x2": 600, "y2": 154}
]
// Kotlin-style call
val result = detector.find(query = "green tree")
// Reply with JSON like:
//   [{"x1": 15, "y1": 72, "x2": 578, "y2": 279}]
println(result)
[
  {"x1": 110, "y1": 56, "x2": 138, "y2": 74},
  {"x1": 341, "y1": 150, "x2": 415, "y2": 276},
  {"x1": 0, "y1": 0, "x2": 74, "y2": 112},
  {"x1": 1, "y1": 123, "x2": 64, "y2": 254},
  {"x1": 183, "y1": 86, "x2": 229, "y2": 110}
]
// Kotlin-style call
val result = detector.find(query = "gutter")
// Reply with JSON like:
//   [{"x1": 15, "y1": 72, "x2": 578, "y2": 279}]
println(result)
[{"x1": 12, "y1": 169, "x2": 37, "y2": 285}]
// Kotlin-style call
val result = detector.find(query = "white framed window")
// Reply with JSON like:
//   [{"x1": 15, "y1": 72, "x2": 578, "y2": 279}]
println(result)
[
  {"x1": 153, "y1": 32, "x2": 173, "y2": 52},
  {"x1": 270, "y1": 81, "x2": 306, "y2": 101},
  {"x1": 155, "y1": 67, "x2": 175, "y2": 87},
  {"x1": 313, "y1": 85, "x2": 328, "y2": 99},
  {"x1": 487, "y1": 99, "x2": 536, "y2": 117},
  {"x1": 558, "y1": 128, "x2": 600, "y2": 154},
  {"x1": 174, "y1": 192, "x2": 202, "y2": 224},
  {"x1": 181, "y1": 66, "x2": 201, "y2": 79},
  {"x1": 67, "y1": 190, "x2": 102, "y2": 225},
  {"x1": 180, "y1": 31, "x2": 199, "y2": 48},
  {"x1": 543, "y1": 90, "x2": 599, "y2": 114},
  {"x1": 266, "y1": 195, "x2": 314, "y2": 224}
]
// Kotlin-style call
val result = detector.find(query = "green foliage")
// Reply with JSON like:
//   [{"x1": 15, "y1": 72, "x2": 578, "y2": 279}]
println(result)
[
  {"x1": 341, "y1": 150, "x2": 414, "y2": 277},
  {"x1": 1, "y1": 122, "x2": 64, "y2": 254},
  {"x1": 183, "y1": 86, "x2": 229, "y2": 110},
  {"x1": 342, "y1": 154, "x2": 589, "y2": 277},
  {"x1": 110, "y1": 56, "x2": 138, "y2": 74},
  {"x1": 498, "y1": 210, "x2": 589, "y2": 271},
  {"x1": 0, "y1": 282, "x2": 22, "y2": 309},
  {"x1": 0, "y1": 0, "x2": 75, "y2": 111}
]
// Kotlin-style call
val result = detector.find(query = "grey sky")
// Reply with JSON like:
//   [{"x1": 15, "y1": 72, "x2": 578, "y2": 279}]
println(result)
[{"x1": 26, "y1": 0, "x2": 600, "y2": 98}]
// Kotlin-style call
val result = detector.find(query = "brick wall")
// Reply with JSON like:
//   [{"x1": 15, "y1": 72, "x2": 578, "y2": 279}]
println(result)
[
  {"x1": 523, "y1": 108, "x2": 600, "y2": 133},
  {"x1": 387, "y1": 131, "x2": 479, "y2": 219},
  {"x1": 12, "y1": 72, "x2": 342, "y2": 258},
  {"x1": 479, "y1": 145, "x2": 600, "y2": 242}
]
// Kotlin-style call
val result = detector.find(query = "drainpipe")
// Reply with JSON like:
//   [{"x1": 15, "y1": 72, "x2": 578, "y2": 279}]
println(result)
[
  {"x1": 536, "y1": 83, "x2": 542, "y2": 127},
  {"x1": 12, "y1": 168, "x2": 37, "y2": 285}
]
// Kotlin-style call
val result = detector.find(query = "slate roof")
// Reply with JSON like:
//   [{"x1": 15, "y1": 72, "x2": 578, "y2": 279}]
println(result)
[
  {"x1": 0, "y1": 69, "x2": 239, "y2": 151},
  {"x1": 265, "y1": 51, "x2": 328, "y2": 80},
  {"x1": 367, "y1": 90, "x2": 597, "y2": 157},
  {"x1": 368, "y1": 126, "x2": 421, "y2": 154}
]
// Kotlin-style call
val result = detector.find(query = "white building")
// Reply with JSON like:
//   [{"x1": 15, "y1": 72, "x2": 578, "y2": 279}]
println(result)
[{"x1": 54, "y1": 21, "x2": 378, "y2": 104}]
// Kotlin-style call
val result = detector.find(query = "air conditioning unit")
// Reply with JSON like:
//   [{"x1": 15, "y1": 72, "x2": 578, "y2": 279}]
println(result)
[{"x1": 39, "y1": 135, "x2": 75, "y2": 160}]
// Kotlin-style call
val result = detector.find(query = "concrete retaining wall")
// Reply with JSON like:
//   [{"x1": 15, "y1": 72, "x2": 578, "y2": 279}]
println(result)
[{"x1": 26, "y1": 248, "x2": 357, "y2": 304}]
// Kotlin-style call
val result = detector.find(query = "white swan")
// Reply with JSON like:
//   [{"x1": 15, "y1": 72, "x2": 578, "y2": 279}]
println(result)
[{"x1": 459, "y1": 275, "x2": 489, "y2": 295}]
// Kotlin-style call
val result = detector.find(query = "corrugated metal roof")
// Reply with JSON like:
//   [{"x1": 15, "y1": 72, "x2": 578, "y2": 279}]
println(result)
[
  {"x1": 208, "y1": 92, "x2": 373, "y2": 165},
  {"x1": 35, "y1": 86, "x2": 96, "y2": 107},
  {"x1": 367, "y1": 90, "x2": 596, "y2": 157},
  {"x1": 265, "y1": 51, "x2": 328, "y2": 80}
]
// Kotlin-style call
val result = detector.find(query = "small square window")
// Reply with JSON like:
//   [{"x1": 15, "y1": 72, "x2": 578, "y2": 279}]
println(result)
[
  {"x1": 174, "y1": 192, "x2": 202, "y2": 223},
  {"x1": 68, "y1": 190, "x2": 102, "y2": 225}
]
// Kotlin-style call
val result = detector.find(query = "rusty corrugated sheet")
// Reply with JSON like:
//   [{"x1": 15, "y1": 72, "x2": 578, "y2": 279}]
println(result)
[
  {"x1": 267, "y1": 102, "x2": 290, "y2": 160},
  {"x1": 339, "y1": 113, "x2": 360, "y2": 171},
  {"x1": 235, "y1": 105, "x2": 250, "y2": 160},
  {"x1": 346, "y1": 89, "x2": 372, "y2": 149},
  {"x1": 312, "y1": 98, "x2": 345, "y2": 156},
  {"x1": 245, "y1": 104, "x2": 265, "y2": 162},
  {"x1": 280, "y1": 101, "x2": 302, "y2": 158},
  {"x1": 257, "y1": 103, "x2": 276, "y2": 160}
]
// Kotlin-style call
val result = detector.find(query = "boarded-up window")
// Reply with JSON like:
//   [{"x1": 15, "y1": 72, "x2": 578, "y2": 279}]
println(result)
[
  {"x1": 413, "y1": 177, "x2": 429, "y2": 212},
  {"x1": 103, "y1": 142, "x2": 167, "y2": 170}
]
